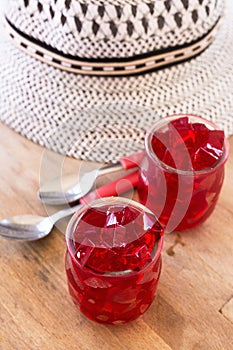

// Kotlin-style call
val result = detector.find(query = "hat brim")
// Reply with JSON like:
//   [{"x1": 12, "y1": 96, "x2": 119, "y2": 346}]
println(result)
[{"x1": 0, "y1": 0, "x2": 233, "y2": 163}]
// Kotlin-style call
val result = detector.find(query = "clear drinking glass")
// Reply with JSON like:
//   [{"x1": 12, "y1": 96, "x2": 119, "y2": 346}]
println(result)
[
  {"x1": 65, "y1": 197, "x2": 164, "y2": 324},
  {"x1": 138, "y1": 114, "x2": 230, "y2": 232}
]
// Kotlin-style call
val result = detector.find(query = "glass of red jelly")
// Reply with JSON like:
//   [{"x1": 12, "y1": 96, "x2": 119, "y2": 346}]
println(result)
[
  {"x1": 65, "y1": 197, "x2": 164, "y2": 325},
  {"x1": 138, "y1": 115, "x2": 230, "y2": 232}
]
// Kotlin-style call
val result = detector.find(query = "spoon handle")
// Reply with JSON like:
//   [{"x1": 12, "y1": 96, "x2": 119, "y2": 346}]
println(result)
[
  {"x1": 97, "y1": 151, "x2": 143, "y2": 177},
  {"x1": 119, "y1": 151, "x2": 144, "y2": 169},
  {"x1": 50, "y1": 203, "x2": 83, "y2": 223},
  {"x1": 80, "y1": 170, "x2": 138, "y2": 205},
  {"x1": 50, "y1": 170, "x2": 139, "y2": 224}
]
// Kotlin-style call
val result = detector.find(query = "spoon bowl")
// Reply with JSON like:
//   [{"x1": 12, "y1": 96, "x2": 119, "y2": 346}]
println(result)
[
  {"x1": 0, "y1": 203, "x2": 82, "y2": 241},
  {"x1": 38, "y1": 169, "x2": 100, "y2": 205},
  {"x1": 38, "y1": 152, "x2": 143, "y2": 205},
  {"x1": 0, "y1": 215, "x2": 53, "y2": 241}
]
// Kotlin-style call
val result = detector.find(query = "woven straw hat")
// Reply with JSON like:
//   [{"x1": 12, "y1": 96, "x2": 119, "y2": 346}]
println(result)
[{"x1": 0, "y1": 0, "x2": 233, "y2": 162}]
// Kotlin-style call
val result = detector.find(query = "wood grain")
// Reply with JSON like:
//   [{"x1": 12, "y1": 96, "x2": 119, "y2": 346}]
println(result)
[{"x1": 0, "y1": 123, "x2": 232, "y2": 350}]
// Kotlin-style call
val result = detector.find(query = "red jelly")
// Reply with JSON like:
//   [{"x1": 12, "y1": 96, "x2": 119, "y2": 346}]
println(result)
[
  {"x1": 138, "y1": 115, "x2": 229, "y2": 231},
  {"x1": 65, "y1": 198, "x2": 164, "y2": 324}
]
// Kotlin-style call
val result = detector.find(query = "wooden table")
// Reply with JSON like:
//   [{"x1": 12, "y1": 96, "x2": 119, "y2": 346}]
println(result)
[{"x1": 0, "y1": 123, "x2": 232, "y2": 350}]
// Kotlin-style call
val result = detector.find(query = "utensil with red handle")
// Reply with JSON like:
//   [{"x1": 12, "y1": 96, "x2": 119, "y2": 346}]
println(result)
[
  {"x1": 0, "y1": 171, "x2": 139, "y2": 241},
  {"x1": 38, "y1": 152, "x2": 143, "y2": 205}
]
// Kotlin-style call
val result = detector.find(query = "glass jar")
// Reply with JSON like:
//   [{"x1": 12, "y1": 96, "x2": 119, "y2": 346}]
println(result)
[
  {"x1": 65, "y1": 197, "x2": 164, "y2": 324},
  {"x1": 138, "y1": 114, "x2": 230, "y2": 232}
]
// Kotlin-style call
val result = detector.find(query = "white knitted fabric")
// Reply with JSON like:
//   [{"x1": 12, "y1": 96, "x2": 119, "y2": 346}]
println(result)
[{"x1": 0, "y1": 0, "x2": 232, "y2": 162}]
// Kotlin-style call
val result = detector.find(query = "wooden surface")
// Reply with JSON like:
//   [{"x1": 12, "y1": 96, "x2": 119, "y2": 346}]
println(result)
[{"x1": 0, "y1": 122, "x2": 233, "y2": 350}]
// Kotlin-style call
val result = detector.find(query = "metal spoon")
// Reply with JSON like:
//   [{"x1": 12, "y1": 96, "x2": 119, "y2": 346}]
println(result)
[
  {"x1": 0, "y1": 171, "x2": 138, "y2": 241},
  {"x1": 38, "y1": 163, "x2": 122, "y2": 205},
  {"x1": 38, "y1": 151, "x2": 143, "y2": 205},
  {"x1": 0, "y1": 204, "x2": 82, "y2": 241}
]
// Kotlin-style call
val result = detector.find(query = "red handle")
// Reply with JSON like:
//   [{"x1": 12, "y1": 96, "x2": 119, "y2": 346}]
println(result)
[
  {"x1": 80, "y1": 170, "x2": 139, "y2": 205},
  {"x1": 119, "y1": 151, "x2": 144, "y2": 170}
]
